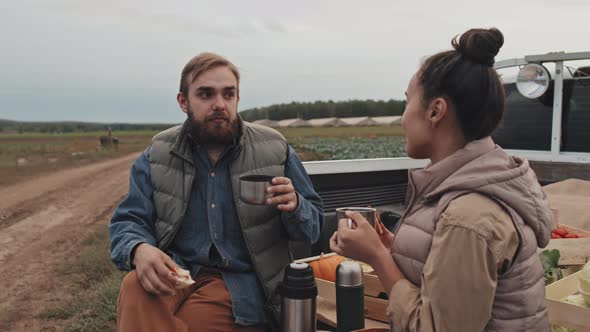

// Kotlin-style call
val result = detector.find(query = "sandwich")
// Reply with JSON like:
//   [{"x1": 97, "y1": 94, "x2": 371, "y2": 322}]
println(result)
[{"x1": 169, "y1": 267, "x2": 195, "y2": 289}]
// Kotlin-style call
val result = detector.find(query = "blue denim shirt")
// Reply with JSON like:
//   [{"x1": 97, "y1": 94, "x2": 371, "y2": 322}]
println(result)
[{"x1": 110, "y1": 144, "x2": 323, "y2": 325}]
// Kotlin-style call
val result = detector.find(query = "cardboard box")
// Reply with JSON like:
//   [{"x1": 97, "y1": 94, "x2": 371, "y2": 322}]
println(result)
[{"x1": 546, "y1": 271, "x2": 590, "y2": 331}]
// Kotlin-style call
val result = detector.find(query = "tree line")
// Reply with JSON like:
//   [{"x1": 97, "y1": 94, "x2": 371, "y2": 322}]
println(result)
[
  {"x1": 0, "y1": 119, "x2": 175, "y2": 134},
  {"x1": 239, "y1": 99, "x2": 406, "y2": 122},
  {"x1": 1, "y1": 99, "x2": 407, "y2": 133}
]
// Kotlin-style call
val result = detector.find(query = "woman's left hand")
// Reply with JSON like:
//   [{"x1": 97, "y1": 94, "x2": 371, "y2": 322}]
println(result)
[{"x1": 329, "y1": 211, "x2": 389, "y2": 266}]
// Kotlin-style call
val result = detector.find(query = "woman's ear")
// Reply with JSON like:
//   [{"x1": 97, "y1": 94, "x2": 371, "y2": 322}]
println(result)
[{"x1": 427, "y1": 97, "x2": 449, "y2": 128}]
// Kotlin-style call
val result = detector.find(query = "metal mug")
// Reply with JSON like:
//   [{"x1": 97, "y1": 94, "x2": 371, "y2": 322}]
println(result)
[
  {"x1": 336, "y1": 207, "x2": 376, "y2": 228},
  {"x1": 239, "y1": 175, "x2": 275, "y2": 205}
]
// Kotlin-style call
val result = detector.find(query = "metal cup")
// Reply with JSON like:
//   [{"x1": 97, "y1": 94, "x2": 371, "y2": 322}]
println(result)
[
  {"x1": 336, "y1": 207, "x2": 376, "y2": 228},
  {"x1": 239, "y1": 175, "x2": 275, "y2": 205}
]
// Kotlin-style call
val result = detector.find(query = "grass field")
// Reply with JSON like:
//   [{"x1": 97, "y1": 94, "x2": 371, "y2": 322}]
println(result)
[
  {"x1": 0, "y1": 131, "x2": 158, "y2": 187},
  {"x1": 37, "y1": 225, "x2": 124, "y2": 331},
  {"x1": 0, "y1": 130, "x2": 162, "y2": 139},
  {"x1": 0, "y1": 125, "x2": 405, "y2": 186}
]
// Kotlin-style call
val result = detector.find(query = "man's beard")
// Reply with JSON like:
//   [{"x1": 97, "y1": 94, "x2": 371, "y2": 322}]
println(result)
[{"x1": 187, "y1": 108, "x2": 239, "y2": 146}]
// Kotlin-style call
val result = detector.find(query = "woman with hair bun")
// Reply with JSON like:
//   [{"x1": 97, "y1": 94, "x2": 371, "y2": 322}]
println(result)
[{"x1": 330, "y1": 28, "x2": 552, "y2": 331}]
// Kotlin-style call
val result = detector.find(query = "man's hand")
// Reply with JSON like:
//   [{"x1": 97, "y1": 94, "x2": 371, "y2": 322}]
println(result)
[
  {"x1": 266, "y1": 177, "x2": 298, "y2": 212},
  {"x1": 132, "y1": 243, "x2": 180, "y2": 296}
]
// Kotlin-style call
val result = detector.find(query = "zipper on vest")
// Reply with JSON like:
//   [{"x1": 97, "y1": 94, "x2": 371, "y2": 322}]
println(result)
[
  {"x1": 232, "y1": 188, "x2": 280, "y2": 324},
  {"x1": 233, "y1": 186, "x2": 271, "y2": 294},
  {"x1": 230, "y1": 164, "x2": 286, "y2": 323},
  {"x1": 163, "y1": 161, "x2": 196, "y2": 251}
]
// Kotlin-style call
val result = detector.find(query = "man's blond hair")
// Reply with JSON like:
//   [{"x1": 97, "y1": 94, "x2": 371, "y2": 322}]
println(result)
[{"x1": 179, "y1": 52, "x2": 240, "y2": 96}]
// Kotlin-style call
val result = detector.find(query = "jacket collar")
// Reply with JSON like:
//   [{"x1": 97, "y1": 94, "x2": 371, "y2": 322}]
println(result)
[{"x1": 409, "y1": 136, "x2": 495, "y2": 201}]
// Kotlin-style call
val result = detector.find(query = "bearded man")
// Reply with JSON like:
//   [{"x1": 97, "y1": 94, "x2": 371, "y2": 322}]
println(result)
[{"x1": 109, "y1": 52, "x2": 323, "y2": 331}]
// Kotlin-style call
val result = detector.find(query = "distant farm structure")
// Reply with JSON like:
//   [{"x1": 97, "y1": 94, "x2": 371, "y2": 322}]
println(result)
[
  {"x1": 253, "y1": 115, "x2": 402, "y2": 128},
  {"x1": 99, "y1": 128, "x2": 119, "y2": 149}
]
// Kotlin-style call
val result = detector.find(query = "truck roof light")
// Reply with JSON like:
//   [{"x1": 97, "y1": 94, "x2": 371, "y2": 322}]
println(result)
[{"x1": 516, "y1": 63, "x2": 550, "y2": 99}]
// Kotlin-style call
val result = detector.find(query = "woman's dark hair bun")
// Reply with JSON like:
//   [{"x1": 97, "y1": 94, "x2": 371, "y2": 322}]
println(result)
[{"x1": 452, "y1": 27, "x2": 504, "y2": 67}]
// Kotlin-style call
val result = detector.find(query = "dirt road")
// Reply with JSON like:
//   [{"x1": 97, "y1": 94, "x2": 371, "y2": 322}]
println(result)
[{"x1": 0, "y1": 153, "x2": 139, "y2": 331}]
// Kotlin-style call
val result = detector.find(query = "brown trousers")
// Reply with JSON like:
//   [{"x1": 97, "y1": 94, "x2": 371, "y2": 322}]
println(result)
[{"x1": 117, "y1": 270, "x2": 266, "y2": 332}]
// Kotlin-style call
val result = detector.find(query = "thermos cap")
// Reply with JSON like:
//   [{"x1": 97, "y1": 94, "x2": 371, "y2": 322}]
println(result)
[
  {"x1": 290, "y1": 262, "x2": 308, "y2": 270},
  {"x1": 279, "y1": 262, "x2": 318, "y2": 299},
  {"x1": 336, "y1": 261, "x2": 363, "y2": 287}
]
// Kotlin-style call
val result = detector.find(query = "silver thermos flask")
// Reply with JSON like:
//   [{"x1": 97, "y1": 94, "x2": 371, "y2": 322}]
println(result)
[
  {"x1": 336, "y1": 261, "x2": 365, "y2": 332},
  {"x1": 279, "y1": 262, "x2": 318, "y2": 332}
]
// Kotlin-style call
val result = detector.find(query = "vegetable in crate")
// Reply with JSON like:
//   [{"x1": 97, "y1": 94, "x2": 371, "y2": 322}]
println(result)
[
  {"x1": 309, "y1": 254, "x2": 346, "y2": 282},
  {"x1": 562, "y1": 294, "x2": 589, "y2": 308},
  {"x1": 551, "y1": 227, "x2": 581, "y2": 239},
  {"x1": 539, "y1": 249, "x2": 562, "y2": 285},
  {"x1": 579, "y1": 261, "x2": 590, "y2": 306},
  {"x1": 580, "y1": 261, "x2": 590, "y2": 293}
]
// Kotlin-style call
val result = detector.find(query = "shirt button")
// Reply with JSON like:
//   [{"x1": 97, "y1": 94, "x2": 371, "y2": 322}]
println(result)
[
  {"x1": 211, "y1": 172, "x2": 215, "y2": 177},
  {"x1": 211, "y1": 203, "x2": 216, "y2": 208}
]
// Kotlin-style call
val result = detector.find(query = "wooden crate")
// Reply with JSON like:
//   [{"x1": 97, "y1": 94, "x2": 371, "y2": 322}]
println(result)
[
  {"x1": 541, "y1": 222, "x2": 590, "y2": 266},
  {"x1": 316, "y1": 277, "x2": 389, "y2": 323},
  {"x1": 561, "y1": 224, "x2": 590, "y2": 238},
  {"x1": 546, "y1": 271, "x2": 590, "y2": 331},
  {"x1": 295, "y1": 254, "x2": 390, "y2": 325},
  {"x1": 362, "y1": 272, "x2": 387, "y2": 298},
  {"x1": 544, "y1": 225, "x2": 590, "y2": 266},
  {"x1": 543, "y1": 238, "x2": 590, "y2": 265}
]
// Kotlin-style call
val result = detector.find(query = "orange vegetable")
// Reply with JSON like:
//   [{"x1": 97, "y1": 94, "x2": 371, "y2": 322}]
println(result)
[
  {"x1": 309, "y1": 254, "x2": 346, "y2": 282},
  {"x1": 553, "y1": 228, "x2": 568, "y2": 237}
]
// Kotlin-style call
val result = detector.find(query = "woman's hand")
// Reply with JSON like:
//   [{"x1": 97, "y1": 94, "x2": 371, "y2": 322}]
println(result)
[
  {"x1": 331, "y1": 211, "x2": 406, "y2": 295},
  {"x1": 375, "y1": 214, "x2": 395, "y2": 252},
  {"x1": 329, "y1": 211, "x2": 389, "y2": 266}
]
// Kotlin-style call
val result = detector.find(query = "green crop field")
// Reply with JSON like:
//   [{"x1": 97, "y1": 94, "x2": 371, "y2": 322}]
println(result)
[
  {"x1": 294, "y1": 136, "x2": 406, "y2": 160},
  {"x1": 277, "y1": 125, "x2": 404, "y2": 139}
]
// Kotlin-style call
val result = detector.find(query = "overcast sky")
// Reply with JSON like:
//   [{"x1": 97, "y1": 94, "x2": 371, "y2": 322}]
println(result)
[{"x1": 1, "y1": 0, "x2": 588, "y2": 123}]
